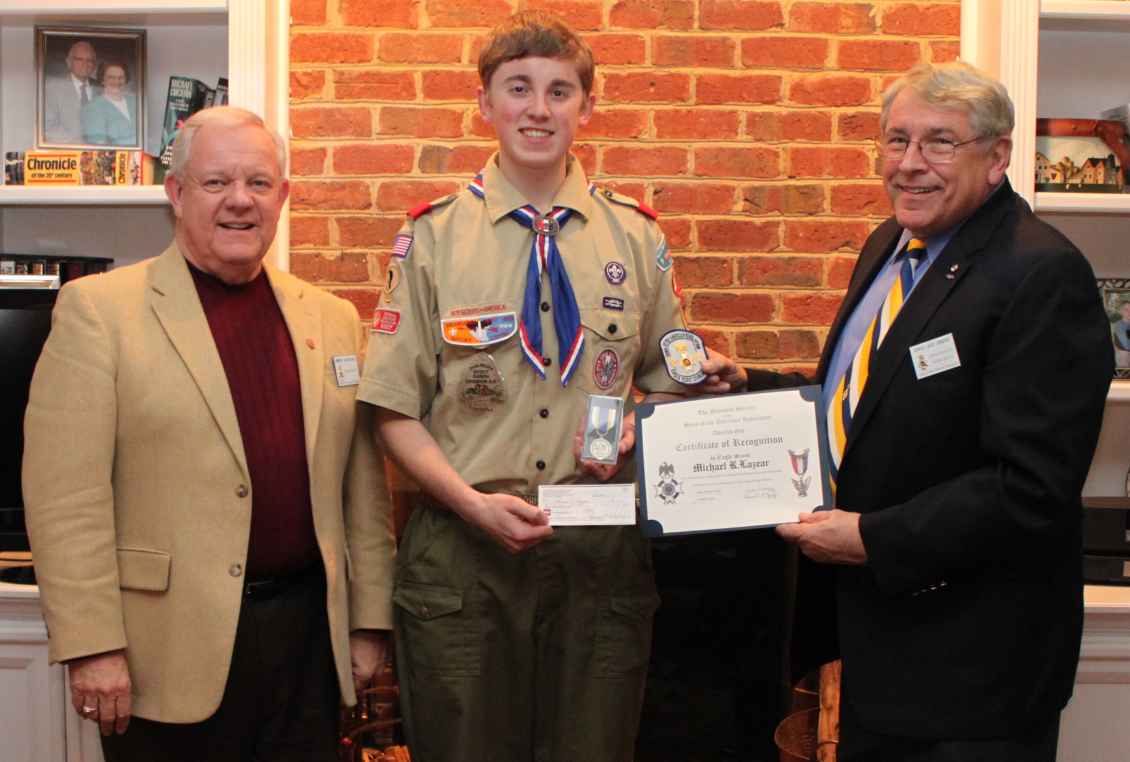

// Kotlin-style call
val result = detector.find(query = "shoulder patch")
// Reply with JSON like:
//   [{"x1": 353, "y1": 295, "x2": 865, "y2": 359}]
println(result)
[
  {"x1": 408, "y1": 193, "x2": 457, "y2": 220},
  {"x1": 656, "y1": 236, "x2": 673, "y2": 272},
  {"x1": 598, "y1": 187, "x2": 659, "y2": 220}
]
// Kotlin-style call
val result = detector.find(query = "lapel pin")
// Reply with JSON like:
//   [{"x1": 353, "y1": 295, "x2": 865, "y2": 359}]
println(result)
[
  {"x1": 946, "y1": 264, "x2": 960, "y2": 280},
  {"x1": 306, "y1": 338, "x2": 316, "y2": 350}
]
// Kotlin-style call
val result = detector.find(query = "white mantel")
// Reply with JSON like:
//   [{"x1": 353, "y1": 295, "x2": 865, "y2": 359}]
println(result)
[{"x1": 0, "y1": 581, "x2": 102, "y2": 762}]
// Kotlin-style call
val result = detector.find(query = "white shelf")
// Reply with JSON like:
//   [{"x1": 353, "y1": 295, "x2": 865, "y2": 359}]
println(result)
[
  {"x1": 0, "y1": 186, "x2": 168, "y2": 205},
  {"x1": 1042, "y1": 1, "x2": 1130, "y2": 28},
  {"x1": 0, "y1": 0, "x2": 225, "y2": 16},
  {"x1": 1035, "y1": 192, "x2": 1130, "y2": 214},
  {"x1": 1111, "y1": 380, "x2": 1130, "y2": 405}
]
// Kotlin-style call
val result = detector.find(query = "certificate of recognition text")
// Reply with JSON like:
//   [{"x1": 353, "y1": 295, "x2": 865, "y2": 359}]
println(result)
[{"x1": 636, "y1": 386, "x2": 831, "y2": 536}]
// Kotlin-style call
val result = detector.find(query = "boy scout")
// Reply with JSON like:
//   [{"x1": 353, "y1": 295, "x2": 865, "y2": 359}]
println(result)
[{"x1": 358, "y1": 12, "x2": 688, "y2": 761}]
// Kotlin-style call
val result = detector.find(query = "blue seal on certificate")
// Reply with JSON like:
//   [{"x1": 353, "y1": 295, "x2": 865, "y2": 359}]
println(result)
[{"x1": 660, "y1": 329, "x2": 707, "y2": 385}]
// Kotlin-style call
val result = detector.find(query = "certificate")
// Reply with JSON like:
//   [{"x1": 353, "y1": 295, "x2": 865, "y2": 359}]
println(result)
[
  {"x1": 538, "y1": 483, "x2": 636, "y2": 526},
  {"x1": 636, "y1": 386, "x2": 830, "y2": 537}
]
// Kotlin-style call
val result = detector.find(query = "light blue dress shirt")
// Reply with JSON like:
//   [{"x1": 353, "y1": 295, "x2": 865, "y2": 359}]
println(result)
[{"x1": 821, "y1": 229, "x2": 955, "y2": 418}]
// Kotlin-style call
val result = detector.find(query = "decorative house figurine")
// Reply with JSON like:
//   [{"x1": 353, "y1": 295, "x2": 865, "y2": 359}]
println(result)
[{"x1": 1035, "y1": 118, "x2": 1129, "y2": 193}]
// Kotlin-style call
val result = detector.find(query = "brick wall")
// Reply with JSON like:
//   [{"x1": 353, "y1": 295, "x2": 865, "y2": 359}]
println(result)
[{"x1": 289, "y1": 0, "x2": 960, "y2": 374}]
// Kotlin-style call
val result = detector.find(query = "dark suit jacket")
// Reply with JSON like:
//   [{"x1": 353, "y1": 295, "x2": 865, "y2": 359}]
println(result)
[{"x1": 752, "y1": 180, "x2": 1113, "y2": 740}]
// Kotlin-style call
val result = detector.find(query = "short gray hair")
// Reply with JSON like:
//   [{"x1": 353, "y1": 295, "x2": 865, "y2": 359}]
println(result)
[
  {"x1": 880, "y1": 61, "x2": 1015, "y2": 139},
  {"x1": 169, "y1": 106, "x2": 287, "y2": 180}
]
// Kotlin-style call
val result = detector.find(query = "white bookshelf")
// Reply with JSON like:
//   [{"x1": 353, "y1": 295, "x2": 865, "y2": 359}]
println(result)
[
  {"x1": 1035, "y1": 192, "x2": 1130, "y2": 214},
  {"x1": 0, "y1": 0, "x2": 290, "y2": 268},
  {"x1": 963, "y1": 0, "x2": 1130, "y2": 404},
  {"x1": 964, "y1": 6, "x2": 1130, "y2": 756}
]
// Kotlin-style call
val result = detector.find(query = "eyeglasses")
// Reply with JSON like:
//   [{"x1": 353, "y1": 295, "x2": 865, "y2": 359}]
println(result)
[{"x1": 878, "y1": 135, "x2": 993, "y2": 164}]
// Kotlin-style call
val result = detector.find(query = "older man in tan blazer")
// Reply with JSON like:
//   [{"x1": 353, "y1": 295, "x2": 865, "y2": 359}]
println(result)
[{"x1": 22, "y1": 107, "x2": 394, "y2": 761}]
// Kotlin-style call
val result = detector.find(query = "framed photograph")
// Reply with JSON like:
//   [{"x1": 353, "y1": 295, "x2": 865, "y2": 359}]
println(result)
[
  {"x1": 1035, "y1": 118, "x2": 1128, "y2": 193},
  {"x1": 1099, "y1": 278, "x2": 1130, "y2": 379},
  {"x1": 35, "y1": 26, "x2": 146, "y2": 150}
]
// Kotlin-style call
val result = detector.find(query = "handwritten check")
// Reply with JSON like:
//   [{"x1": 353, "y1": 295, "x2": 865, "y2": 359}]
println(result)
[{"x1": 538, "y1": 483, "x2": 636, "y2": 526}]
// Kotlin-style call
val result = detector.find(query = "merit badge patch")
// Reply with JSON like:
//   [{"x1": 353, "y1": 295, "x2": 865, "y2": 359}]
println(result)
[
  {"x1": 604, "y1": 261, "x2": 627, "y2": 286},
  {"x1": 391, "y1": 233, "x2": 413, "y2": 260},
  {"x1": 460, "y1": 354, "x2": 506, "y2": 412},
  {"x1": 592, "y1": 348, "x2": 621, "y2": 390},
  {"x1": 441, "y1": 311, "x2": 518, "y2": 347},
  {"x1": 660, "y1": 329, "x2": 707, "y2": 385},
  {"x1": 602, "y1": 296, "x2": 625, "y2": 312},
  {"x1": 372, "y1": 308, "x2": 402, "y2": 335},
  {"x1": 656, "y1": 237, "x2": 672, "y2": 272}
]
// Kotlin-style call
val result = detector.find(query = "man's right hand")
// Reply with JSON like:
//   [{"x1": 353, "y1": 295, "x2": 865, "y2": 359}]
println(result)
[
  {"x1": 693, "y1": 353, "x2": 748, "y2": 395},
  {"x1": 458, "y1": 492, "x2": 553, "y2": 553},
  {"x1": 68, "y1": 649, "x2": 132, "y2": 736}
]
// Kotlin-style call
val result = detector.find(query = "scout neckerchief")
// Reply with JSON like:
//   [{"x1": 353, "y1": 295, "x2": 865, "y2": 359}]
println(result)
[{"x1": 468, "y1": 173, "x2": 596, "y2": 387}]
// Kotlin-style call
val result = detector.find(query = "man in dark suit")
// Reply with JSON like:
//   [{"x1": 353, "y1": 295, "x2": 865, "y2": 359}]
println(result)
[{"x1": 702, "y1": 61, "x2": 1113, "y2": 761}]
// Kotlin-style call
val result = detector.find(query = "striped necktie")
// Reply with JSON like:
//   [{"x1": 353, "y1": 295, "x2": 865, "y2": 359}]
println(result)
[
  {"x1": 827, "y1": 238, "x2": 928, "y2": 488},
  {"x1": 467, "y1": 175, "x2": 585, "y2": 386}
]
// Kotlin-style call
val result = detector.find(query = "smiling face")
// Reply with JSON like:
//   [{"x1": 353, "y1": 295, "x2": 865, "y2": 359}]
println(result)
[
  {"x1": 881, "y1": 89, "x2": 1011, "y2": 239},
  {"x1": 101, "y1": 65, "x2": 126, "y2": 98},
  {"x1": 164, "y1": 123, "x2": 289, "y2": 284},
  {"x1": 478, "y1": 55, "x2": 594, "y2": 189},
  {"x1": 66, "y1": 41, "x2": 96, "y2": 80}
]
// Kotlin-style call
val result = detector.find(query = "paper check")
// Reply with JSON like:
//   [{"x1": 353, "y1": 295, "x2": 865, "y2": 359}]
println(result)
[{"x1": 538, "y1": 483, "x2": 636, "y2": 526}]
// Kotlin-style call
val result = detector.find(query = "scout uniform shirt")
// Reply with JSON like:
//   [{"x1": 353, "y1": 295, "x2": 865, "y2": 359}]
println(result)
[{"x1": 358, "y1": 154, "x2": 687, "y2": 495}]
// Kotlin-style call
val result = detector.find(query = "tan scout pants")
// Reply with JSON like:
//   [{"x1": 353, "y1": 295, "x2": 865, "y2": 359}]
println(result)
[{"x1": 393, "y1": 502, "x2": 660, "y2": 762}]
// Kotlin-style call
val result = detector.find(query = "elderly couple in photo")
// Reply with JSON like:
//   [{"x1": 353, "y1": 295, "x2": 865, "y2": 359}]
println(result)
[{"x1": 44, "y1": 37, "x2": 137, "y2": 147}]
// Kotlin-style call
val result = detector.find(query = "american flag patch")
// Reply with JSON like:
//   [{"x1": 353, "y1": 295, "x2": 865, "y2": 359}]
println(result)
[{"x1": 391, "y1": 233, "x2": 413, "y2": 260}]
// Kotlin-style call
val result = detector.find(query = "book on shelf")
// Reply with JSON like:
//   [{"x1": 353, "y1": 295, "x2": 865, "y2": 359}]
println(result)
[
  {"x1": 214, "y1": 77, "x2": 229, "y2": 107},
  {"x1": 3, "y1": 150, "x2": 154, "y2": 186},
  {"x1": 156, "y1": 75, "x2": 227, "y2": 182}
]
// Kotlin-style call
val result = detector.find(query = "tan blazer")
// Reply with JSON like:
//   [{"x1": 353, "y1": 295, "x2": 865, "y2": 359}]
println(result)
[{"x1": 22, "y1": 245, "x2": 395, "y2": 723}]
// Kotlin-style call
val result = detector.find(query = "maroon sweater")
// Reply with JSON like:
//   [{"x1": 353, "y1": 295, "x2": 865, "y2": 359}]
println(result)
[{"x1": 189, "y1": 263, "x2": 319, "y2": 579}]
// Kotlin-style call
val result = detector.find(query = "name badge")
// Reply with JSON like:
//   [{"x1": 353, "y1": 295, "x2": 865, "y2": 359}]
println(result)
[
  {"x1": 909, "y1": 333, "x2": 961, "y2": 380},
  {"x1": 332, "y1": 355, "x2": 360, "y2": 387}
]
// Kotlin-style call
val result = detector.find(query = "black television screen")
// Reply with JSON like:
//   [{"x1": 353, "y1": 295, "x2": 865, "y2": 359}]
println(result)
[{"x1": 0, "y1": 289, "x2": 57, "y2": 551}]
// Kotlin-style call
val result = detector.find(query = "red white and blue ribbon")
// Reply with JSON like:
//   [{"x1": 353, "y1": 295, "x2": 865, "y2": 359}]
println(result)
[{"x1": 469, "y1": 174, "x2": 587, "y2": 386}]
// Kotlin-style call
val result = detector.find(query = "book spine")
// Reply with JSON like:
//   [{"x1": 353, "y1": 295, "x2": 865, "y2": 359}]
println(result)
[
  {"x1": 157, "y1": 76, "x2": 212, "y2": 179},
  {"x1": 22, "y1": 151, "x2": 144, "y2": 186},
  {"x1": 4, "y1": 152, "x2": 24, "y2": 185}
]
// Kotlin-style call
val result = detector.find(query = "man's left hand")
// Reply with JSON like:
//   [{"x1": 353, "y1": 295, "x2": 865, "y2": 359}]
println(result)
[
  {"x1": 776, "y1": 509, "x2": 868, "y2": 565},
  {"x1": 574, "y1": 410, "x2": 636, "y2": 481},
  {"x1": 349, "y1": 629, "x2": 389, "y2": 693}
]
